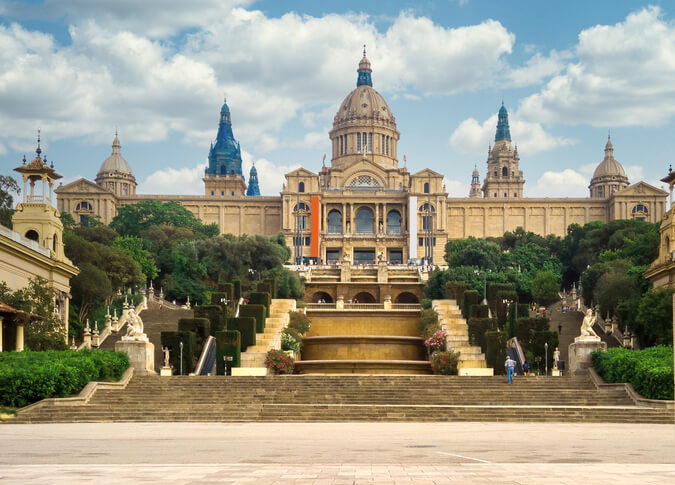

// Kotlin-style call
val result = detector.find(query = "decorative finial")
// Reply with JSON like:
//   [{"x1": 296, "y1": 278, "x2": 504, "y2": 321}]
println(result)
[
  {"x1": 322, "y1": 154, "x2": 326, "y2": 167},
  {"x1": 22, "y1": 154, "x2": 26, "y2": 164},
  {"x1": 115, "y1": 127, "x2": 118, "y2": 137},
  {"x1": 50, "y1": 160, "x2": 54, "y2": 169},
  {"x1": 670, "y1": 164, "x2": 672, "y2": 173},
  {"x1": 224, "y1": 94, "x2": 227, "y2": 104},
  {"x1": 501, "y1": 99, "x2": 504, "y2": 106},
  {"x1": 403, "y1": 155, "x2": 407, "y2": 167},
  {"x1": 608, "y1": 129, "x2": 611, "y2": 141},
  {"x1": 36, "y1": 129, "x2": 42, "y2": 156},
  {"x1": 363, "y1": 44, "x2": 366, "y2": 57}
]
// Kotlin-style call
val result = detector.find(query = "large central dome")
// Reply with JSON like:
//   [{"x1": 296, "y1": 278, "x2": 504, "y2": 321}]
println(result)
[{"x1": 329, "y1": 50, "x2": 400, "y2": 170}]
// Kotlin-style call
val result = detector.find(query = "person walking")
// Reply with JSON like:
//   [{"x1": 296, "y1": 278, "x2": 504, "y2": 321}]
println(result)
[
  {"x1": 505, "y1": 356, "x2": 517, "y2": 384},
  {"x1": 522, "y1": 360, "x2": 530, "y2": 376}
]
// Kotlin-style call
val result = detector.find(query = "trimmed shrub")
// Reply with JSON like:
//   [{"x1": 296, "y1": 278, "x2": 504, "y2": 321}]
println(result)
[
  {"x1": 226, "y1": 317, "x2": 256, "y2": 351},
  {"x1": 462, "y1": 290, "x2": 480, "y2": 320},
  {"x1": 0, "y1": 349, "x2": 130, "y2": 407},
  {"x1": 467, "y1": 317, "x2": 494, "y2": 350},
  {"x1": 249, "y1": 292, "x2": 271, "y2": 317},
  {"x1": 495, "y1": 290, "x2": 518, "y2": 328},
  {"x1": 265, "y1": 349, "x2": 294, "y2": 374},
  {"x1": 215, "y1": 330, "x2": 241, "y2": 375},
  {"x1": 238, "y1": 304, "x2": 267, "y2": 333},
  {"x1": 430, "y1": 350, "x2": 460, "y2": 375},
  {"x1": 592, "y1": 346, "x2": 673, "y2": 400},
  {"x1": 288, "y1": 311, "x2": 311, "y2": 334},
  {"x1": 177, "y1": 318, "x2": 211, "y2": 349},
  {"x1": 485, "y1": 330, "x2": 507, "y2": 374},
  {"x1": 257, "y1": 282, "x2": 272, "y2": 295},
  {"x1": 531, "y1": 330, "x2": 559, "y2": 371},
  {"x1": 264, "y1": 278, "x2": 277, "y2": 298},
  {"x1": 518, "y1": 303, "x2": 531, "y2": 320},
  {"x1": 421, "y1": 298, "x2": 432, "y2": 309},
  {"x1": 160, "y1": 330, "x2": 196, "y2": 375},
  {"x1": 471, "y1": 304, "x2": 490, "y2": 319},
  {"x1": 232, "y1": 279, "x2": 242, "y2": 300},
  {"x1": 217, "y1": 282, "x2": 234, "y2": 300},
  {"x1": 194, "y1": 305, "x2": 225, "y2": 335},
  {"x1": 487, "y1": 283, "x2": 515, "y2": 314},
  {"x1": 445, "y1": 281, "x2": 471, "y2": 308},
  {"x1": 210, "y1": 292, "x2": 230, "y2": 309}
]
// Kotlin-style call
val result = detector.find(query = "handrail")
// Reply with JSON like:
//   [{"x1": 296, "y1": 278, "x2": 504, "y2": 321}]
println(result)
[
  {"x1": 195, "y1": 336, "x2": 217, "y2": 376},
  {"x1": 507, "y1": 337, "x2": 526, "y2": 375}
]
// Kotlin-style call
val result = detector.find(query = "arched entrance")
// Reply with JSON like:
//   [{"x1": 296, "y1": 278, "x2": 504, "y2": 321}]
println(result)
[
  {"x1": 312, "y1": 291, "x2": 333, "y2": 303},
  {"x1": 25, "y1": 230, "x2": 39, "y2": 241},
  {"x1": 395, "y1": 292, "x2": 419, "y2": 304},
  {"x1": 352, "y1": 291, "x2": 376, "y2": 303}
]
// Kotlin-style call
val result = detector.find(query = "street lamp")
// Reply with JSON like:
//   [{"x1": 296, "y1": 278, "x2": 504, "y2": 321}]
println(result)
[
  {"x1": 179, "y1": 341, "x2": 184, "y2": 376},
  {"x1": 544, "y1": 342, "x2": 549, "y2": 376},
  {"x1": 474, "y1": 269, "x2": 489, "y2": 305}
]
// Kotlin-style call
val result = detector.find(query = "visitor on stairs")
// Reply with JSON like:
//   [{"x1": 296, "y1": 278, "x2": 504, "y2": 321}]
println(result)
[
  {"x1": 522, "y1": 360, "x2": 530, "y2": 376},
  {"x1": 505, "y1": 356, "x2": 517, "y2": 384}
]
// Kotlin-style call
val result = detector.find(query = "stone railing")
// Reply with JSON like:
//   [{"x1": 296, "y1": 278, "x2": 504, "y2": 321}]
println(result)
[{"x1": 0, "y1": 223, "x2": 51, "y2": 257}]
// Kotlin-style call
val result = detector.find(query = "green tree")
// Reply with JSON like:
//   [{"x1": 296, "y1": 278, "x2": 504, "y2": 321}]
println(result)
[
  {"x1": 635, "y1": 288, "x2": 675, "y2": 347},
  {"x1": 532, "y1": 270, "x2": 561, "y2": 306},
  {"x1": 0, "y1": 174, "x2": 20, "y2": 228},
  {"x1": 445, "y1": 237, "x2": 502, "y2": 270},
  {"x1": 70, "y1": 263, "x2": 113, "y2": 323},
  {"x1": 113, "y1": 236, "x2": 159, "y2": 280},
  {"x1": 593, "y1": 269, "x2": 638, "y2": 318},
  {"x1": 111, "y1": 200, "x2": 218, "y2": 238}
]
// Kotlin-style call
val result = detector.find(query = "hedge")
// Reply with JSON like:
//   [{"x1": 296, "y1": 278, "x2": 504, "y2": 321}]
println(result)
[
  {"x1": 485, "y1": 330, "x2": 507, "y2": 374},
  {"x1": 216, "y1": 330, "x2": 241, "y2": 375},
  {"x1": 226, "y1": 317, "x2": 256, "y2": 351},
  {"x1": 238, "y1": 304, "x2": 267, "y2": 333},
  {"x1": 531, "y1": 330, "x2": 558, "y2": 371},
  {"x1": 249, "y1": 292, "x2": 271, "y2": 317},
  {"x1": 194, "y1": 305, "x2": 225, "y2": 335},
  {"x1": 217, "y1": 282, "x2": 234, "y2": 300},
  {"x1": 467, "y1": 317, "x2": 494, "y2": 351},
  {"x1": 471, "y1": 304, "x2": 490, "y2": 319},
  {"x1": 495, "y1": 290, "x2": 518, "y2": 328},
  {"x1": 592, "y1": 346, "x2": 673, "y2": 400},
  {"x1": 160, "y1": 330, "x2": 196, "y2": 375},
  {"x1": 177, "y1": 318, "x2": 211, "y2": 350},
  {"x1": 0, "y1": 349, "x2": 129, "y2": 407},
  {"x1": 232, "y1": 279, "x2": 242, "y2": 300},
  {"x1": 487, "y1": 283, "x2": 514, "y2": 314},
  {"x1": 462, "y1": 290, "x2": 480, "y2": 320},
  {"x1": 445, "y1": 281, "x2": 471, "y2": 307}
]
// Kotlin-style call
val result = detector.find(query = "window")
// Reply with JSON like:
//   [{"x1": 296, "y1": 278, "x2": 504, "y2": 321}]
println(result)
[
  {"x1": 221, "y1": 191, "x2": 225, "y2": 196},
  {"x1": 211, "y1": 191, "x2": 214, "y2": 196},
  {"x1": 381, "y1": 134, "x2": 385, "y2": 154},
  {"x1": 340, "y1": 136, "x2": 344, "y2": 154},
  {"x1": 293, "y1": 236, "x2": 304, "y2": 246},
  {"x1": 504, "y1": 193, "x2": 507, "y2": 197},
  {"x1": 305, "y1": 237, "x2": 310, "y2": 246},
  {"x1": 25, "y1": 230, "x2": 39, "y2": 241},
  {"x1": 327, "y1": 209, "x2": 342, "y2": 233},
  {"x1": 502, "y1": 167, "x2": 508, "y2": 176},
  {"x1": 387, "y1": 210, "x2": 401, "y2": 235},
  {"x1": 419, "y1": 237, "x2": 424, "y2": 246},
  {"x1": 294, "y1": 203, "x2": 309, "y2": 230},
  {"x1": 298, "y1": 181, "x2": 305, "y2": 193},
  {"x1": 423, "y1": 182, "x2": 429, "y2": 194},
  {"x1": 597, "y1": 186, "x2": 604, "y2": 198},
  {"x1": 494, "y1": 193, "x2": 497, "y2": 197},
  {"x1": 419, "y1": 203, "x2": 435, "y2": 212},
  {"x1": 357, "y1": 133, "x2": 361, "y2": 153},
  {"x1": 368, "y1": 133, "x2": 372, "y2": 153},
  {"x1": 632, "y1": 204, "x2": 649, "y2": 221},
  {"x1": 347, "y1": 175, "x2": 381, "y2": 187},
  {"x1": 422, "y1": 214, "x2": 433, "y2": 231},
  {"x1": 122, "y1": 184, "x2": 128, "y2": 195},
  {"x1": 386, "y1": 136, "x2": 390, "y2": 155},
  {"x1": 75, "y1": 201, "x2": 93, "y2": 211},
  {"x1": 355, "y1": 207, "x2": 374, "y2": 233},
  {"x1": 514, "y1": 193, "x2": 517, "y2": 198}
]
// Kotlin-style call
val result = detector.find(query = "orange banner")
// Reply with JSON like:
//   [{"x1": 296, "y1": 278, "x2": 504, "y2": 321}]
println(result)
[{"x1": 311, "y1": 195, "x2": 320, "y2": 258}]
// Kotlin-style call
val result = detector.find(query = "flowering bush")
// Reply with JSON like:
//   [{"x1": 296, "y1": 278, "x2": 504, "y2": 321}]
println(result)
[
  {"x1": 288, "y1": 311, "x2": 311, "y2": 334},
  {"x1": 425, "y1": 330, "x2": 447, "y2": 352},
  {"x1": 281, "y1": 328, "x2": 302, "y2": 352},
  {"x1": 430, "y1": 350, "x2": 460, "y2": 375},
  {"x1": 265, "y1": 349, "x2": 295, "y2": 374}
]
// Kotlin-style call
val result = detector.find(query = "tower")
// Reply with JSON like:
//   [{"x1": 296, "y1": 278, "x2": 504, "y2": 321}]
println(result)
[
  {"x1": 12, "y1": 133, "x2": 67, "y2": 262},
  {"x1": 95, "y1": 132, "x2": 136, "y2": 196},
  {"x1": 589, "y1": 134, "x2": 629, "y2": 199},
  {"x1": 204, "y1": 99, "x2": 247, "y2": 197},
  {"x1": 246, "y1": 163, "x2": 261, "y2": 196},
  {"x1": 482, "y1": 103, "x2": 525, "y2": 198},
  {"x1": 469, "y1": 165, "x2": 482, "y2": 197}
]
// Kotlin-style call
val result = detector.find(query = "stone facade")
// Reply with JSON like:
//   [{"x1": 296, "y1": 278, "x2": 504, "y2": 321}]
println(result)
[{"x1": 56, "y1": 53, "x2": 667, "y2": 264}]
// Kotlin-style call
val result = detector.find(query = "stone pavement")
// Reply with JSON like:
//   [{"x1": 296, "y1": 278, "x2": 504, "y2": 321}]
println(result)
[{"x1": 0, "y1": 422, "x2": 674, "y2": 484}]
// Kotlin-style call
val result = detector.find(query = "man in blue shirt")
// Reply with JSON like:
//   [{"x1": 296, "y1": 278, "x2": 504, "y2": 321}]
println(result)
[{"x1": 505, "y1": 356, "x2": 517, "y2": 384}]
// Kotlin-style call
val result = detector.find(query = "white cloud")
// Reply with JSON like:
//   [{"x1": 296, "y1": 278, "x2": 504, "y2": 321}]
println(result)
[
  {"x1": 443, "y1": 178, "x2": 470, "y2": 198},
  {"x1": 625, "y1": 165, "x2": 643, "y2": 182},
  {"x1": 449, "y1": 112, "x2": 576, "y2": 155},
  {"x1": 241, "y1": 151, "x2": 300, "y2": 196},
  {"x1": 137, "y1": 162, "x2": 208, "y2": 195},
  {"x1": 507, "y1": 50, "x2": 571, "y2": 87},
  {"x1": 519, "y1": 6, "x2": 675, "y2": 127},
  {"x1": 528, "y1": 169, "x2": 589, "y2": 197}
]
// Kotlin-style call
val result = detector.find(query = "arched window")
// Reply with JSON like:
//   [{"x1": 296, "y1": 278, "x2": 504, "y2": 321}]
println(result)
[
  {"x1": 419, "y1": 203, "x2": 435, "y2": 212},
  {"x1": 502, "y1": 166, "x2": 508, "y2": 177},
  {"x1": 631, "y1": 204, "x2": 648, "y2": 221},
  {"x1": 298, "y1": 181, "x2": 305, "y2": 193},
  {"x1": 294, "y1": 203, "x2": 309, "y2": 230},
  {"x1": 423, "y1": 182, "x2": 430, "y2": 194},
  {"x1": 53, "y1": 233, "x2": 58, "y2": 251},
  {"x1": 327, "y1": 209, "x2": 342, "y2": 233},
  {"x1": 25, "y1": 230, "x2": 39, "y2": 241},
  {"x1": 355, "y1": 207, "x2": 374, "y2": 234},
  {"x1": 75, "y1": 201, "x2": 93, "y2": 211},
  {"x1": 386, "y1": 136, "x2": 390, "y2": 155},
  {"x1": 666, "y1": 235, "x2": 671, "y2": 255},
  {"x1": 356, "y1": 133, "x2": 362, "y2": 153},
  {"x1": 381, "y1": 134, "x2": 385, "y2": 154},
  {"x1": 387, "y1": 210, "x2": 401, "y2": 235}
]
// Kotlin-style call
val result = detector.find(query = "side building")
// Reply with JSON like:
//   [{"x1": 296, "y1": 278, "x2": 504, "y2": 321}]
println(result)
[{"x1": 56, "y1": 53, "x2": 667, "y2": 266}]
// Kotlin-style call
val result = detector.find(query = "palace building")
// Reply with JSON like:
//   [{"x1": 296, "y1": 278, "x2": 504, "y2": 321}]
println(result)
[{"x1": 56, "y1": 52, "x2": 667, "y2": 265}]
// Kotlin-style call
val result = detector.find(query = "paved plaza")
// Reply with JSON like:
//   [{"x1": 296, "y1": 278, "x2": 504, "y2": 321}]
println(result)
[{"x1": 0, "y1": 422, "x2": 674, "y2": 483}]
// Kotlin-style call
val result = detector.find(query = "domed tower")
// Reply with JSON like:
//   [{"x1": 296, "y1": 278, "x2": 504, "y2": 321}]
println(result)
[
  {"x1": 204, "y1": 99, "x2": 247, "y2": 197},
  {"x1": 482, "y1": 102, "x2": 525, "y2": 198},
  {"x1": 469, "y1": 165, "x2": 482, "y2": 197},
  {"x1": 246, "y1": 163, "x2": 260, "y2": 196},
  {"x1": 329, "y1": 47, "x2": 400, "y2": 170},
  {"x1": 589, "y1": 134, "x2": 629, "y2": 198},
  {"x1": 95, "y1": 132, "x2": 136, "y2": 196}
]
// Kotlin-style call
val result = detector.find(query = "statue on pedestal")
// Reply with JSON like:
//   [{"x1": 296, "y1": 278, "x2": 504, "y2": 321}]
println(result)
[
  {"x1": 123, "y1": 308, "x2": 147, "y2": 341},
  {"x1": 579, "y1": 308, "x2": 600, "y2": 340},
  {"x1": 162, "y1": 346, "x2": 171, "y2": 368},
  {"x1": 553, "y1": 347, "x2": 560, "y2": 370}
]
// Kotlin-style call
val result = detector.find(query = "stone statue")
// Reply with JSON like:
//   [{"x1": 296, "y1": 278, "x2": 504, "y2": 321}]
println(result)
[
  {"x1": 162, "y1": 346, "x2": 170, "y2": 368},
  {"x1": 579, "y1": 308, "x2": 600, "y2": 339},
  {"x1": 377, "y1": 251, "x2": 384, "y2": 263},
  {"x1": 124, "y1": 308, "x2": 146, "y2": 340},
  {"x1": 553, "y1": 347, "x2": 560, "y2": 370}
]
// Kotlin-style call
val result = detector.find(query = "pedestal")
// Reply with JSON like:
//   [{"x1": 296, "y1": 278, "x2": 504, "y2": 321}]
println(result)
[
  {"x1": 115, "y1": 339, "x2": 155, "y2": 375},
  {"x1": 568, "y1": 337, "x2": 606, "y2": 376},
  {"x1": 552, "y1": 369, "x2": 562, "y2": 376},
  {"x1": 160, "y1": 367, "x2": 172, "y2": 377}
]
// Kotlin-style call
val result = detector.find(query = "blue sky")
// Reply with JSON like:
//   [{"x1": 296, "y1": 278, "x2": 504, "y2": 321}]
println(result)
[{"x1": 1, "y1": 0, "x2": 674, "y2": 199}]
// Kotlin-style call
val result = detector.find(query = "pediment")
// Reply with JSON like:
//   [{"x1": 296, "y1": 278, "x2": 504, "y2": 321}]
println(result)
[
  {"x1": 55, "y1": 178, "x2": 111, "y2": 195},
  {"x1": 615, "y1": 181, "x2": 667, "y2": 197},
  {"x1": 285, "y1": 167, "x2": 316, "y2": 179},
  {"x1": 412, "y1": 168, "x2": 444, "y2": 179}
]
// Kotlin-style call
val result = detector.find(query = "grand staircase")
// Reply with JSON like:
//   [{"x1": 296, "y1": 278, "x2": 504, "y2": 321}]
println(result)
[
  {"x1": 12, "y1": 374, "x2": 673, "y2": 424},
  {"x1": 239, "y1": 299, "x2": 296, "y2": 370}
]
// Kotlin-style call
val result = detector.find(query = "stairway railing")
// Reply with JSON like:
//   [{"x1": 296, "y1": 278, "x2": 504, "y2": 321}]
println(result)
[
  {"x1": 195, "y1": 336, "x2": 217, "y2": 376},
  {"x1": 507, "y1": 337, "x2": 526, "y2": 375}
]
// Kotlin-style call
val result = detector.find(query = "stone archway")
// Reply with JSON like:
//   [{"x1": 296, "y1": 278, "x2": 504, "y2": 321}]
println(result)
[
  {"x1": 311, "y1": 291, "x2": 333, "y2": 303},
  {"x1": 352, "y1": 291, "x2": 376, "y2": 303},
  {"x1": 395, "y1": 292, "x2": 419, "y2": 304}
]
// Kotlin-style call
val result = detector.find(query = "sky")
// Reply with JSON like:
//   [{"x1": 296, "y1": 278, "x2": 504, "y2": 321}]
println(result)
[{"x1": 1, "y1": 0, "x2": 675, "y2": 200}]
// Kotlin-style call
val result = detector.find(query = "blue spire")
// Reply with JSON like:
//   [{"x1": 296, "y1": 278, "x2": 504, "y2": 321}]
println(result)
[
  {"x1": 246, "y1": 163, "x2": 260, "y2": 196},
  {"x1": 495, "y1": 102, "x2": 511, "y2": 142},
  {"x1": 356, "y1": 45, "x2": 373, "y2": 87},
  {"x1": 205, "y1": 98, "x2": 243, "y2": 178}
]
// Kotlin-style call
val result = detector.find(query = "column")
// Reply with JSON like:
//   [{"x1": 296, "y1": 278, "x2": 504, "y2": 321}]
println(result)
[
  {"x1": 42, "y1": 175, "x2": 46, "y2": 200},
  {"x1": 383, "y1": 203, "x2": 388, "y2": 234},
  {"x1": 342, "y1": 202, "x2": 346, "y2": 234},
  {"x1": 375, "y1": 203, "x2": 380, "y2": 234},
  {"x1": 323, "y1": 203, "x2": 328, "y2": 233},
  {"x1": 16, "y1": 324, "x2": 24, "y2": 352},
  {"x1": 0, "y1": 316, "x2": 3, "y2": 352},
  {"x1": 350, "y1": 204, "x2": 355, "y2": 234}
]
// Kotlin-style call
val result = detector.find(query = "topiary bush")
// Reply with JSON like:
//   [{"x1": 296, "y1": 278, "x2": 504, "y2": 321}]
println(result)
[
  {"x1": 194, "y1": 305, "x2": 225, "y2": 335},
  {"x1": 485, "y1": 330, "x2": 507, "y2": 374},
  {"x1": 430, "y1": 350, "x2": 460, "y2": 375},
  {"x1": 265, "y1": 349, "x2": 294, "y2": 374},
  {"x1": 238, "y1": 304, "x2": 267, "y2": 333},
  {"x1": 215, "y1": 330, "x2": 241, "y2": 375},
  {"x1": 467, "y1": 317, "x2": 494, "y2": 350},
  {"x1": 161, "y1": 330, "x2": 196, "y2": 375},
  {"x1": 217, "y1": 282, "x2": 234, "y2": 300},
  {"x1": 462, "y1": 290, "x2": 480, "y2": 320},
  {"x1": 249, "y1": 292, "x2": 271, "y2": 317},
  {"x1": 471, "y1": 304, "x2": 490, "y2": 318},
  {"x1": 592, "y1": 346, "x2": 673, "y2": 400},
  {"x1": 177, "y1": 318, "x2": 211, "y2": 350},
  {"x1": 420, "y1": 298, "x2": 432, "y2": 309},
  {"x1": 418, "y1": 308, "x2": 441, "y2": 340},
  {"x1": 232, "y1": 279, "x2": 242, "y2": 300},
  {"x1": 0, "y1": 349, "x2": 129, "y2": 407},
  {"x1": 226, "y1": 317, "x2": 256, "y2": 351}
]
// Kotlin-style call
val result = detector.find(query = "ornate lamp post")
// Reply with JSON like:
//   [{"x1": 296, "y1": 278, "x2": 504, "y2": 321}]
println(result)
[{"x1": 544, "y1": 342, "x2": 549, "y2": 376}]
